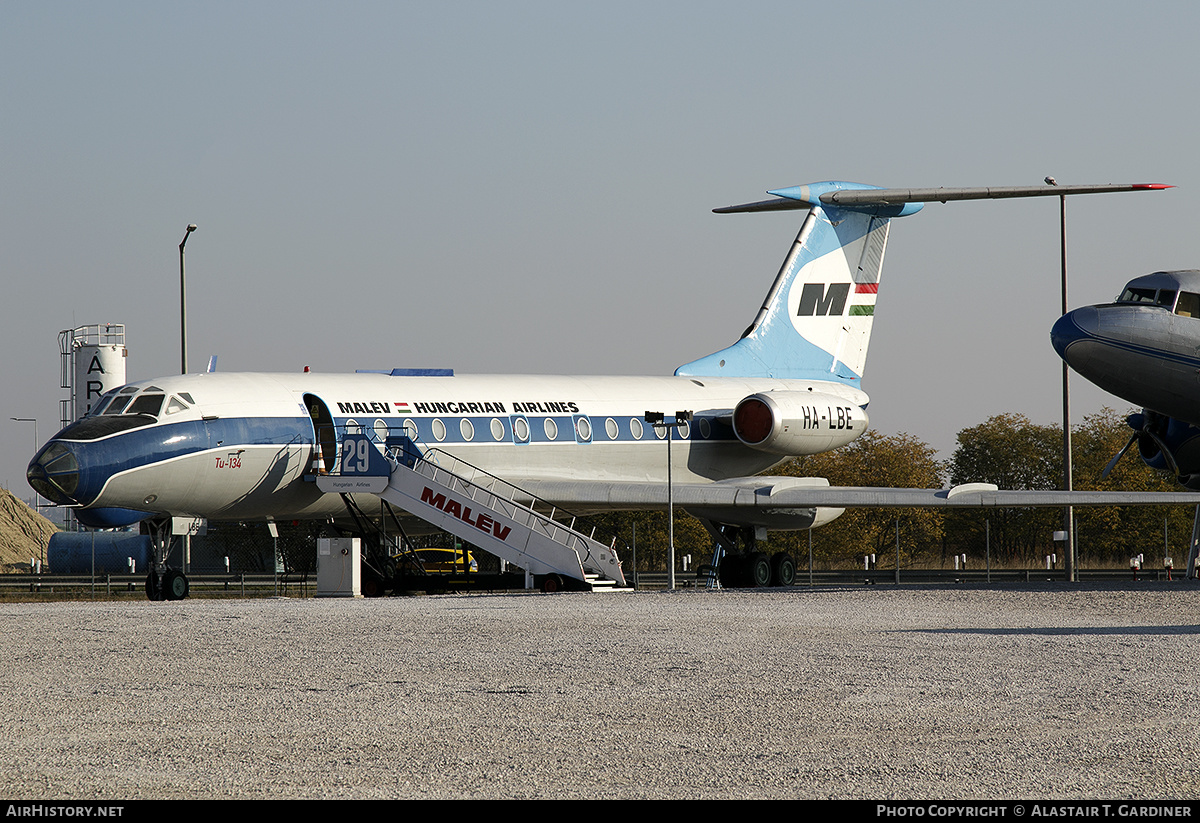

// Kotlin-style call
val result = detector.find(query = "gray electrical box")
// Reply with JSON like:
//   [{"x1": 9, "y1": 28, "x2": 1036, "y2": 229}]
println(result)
[{"x1": 316, "y1": 537, "x2": 361, "y2": 598}]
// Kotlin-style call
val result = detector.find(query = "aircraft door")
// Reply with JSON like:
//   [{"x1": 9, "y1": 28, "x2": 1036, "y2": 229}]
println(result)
[{"x1": 303, "y1": 394, "x2": 337, "y2": 474}]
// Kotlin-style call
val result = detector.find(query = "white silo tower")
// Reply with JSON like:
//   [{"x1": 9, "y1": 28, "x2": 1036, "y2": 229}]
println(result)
[{"x1": 59, "y1": 324, "x2": 127, "y2": 424}]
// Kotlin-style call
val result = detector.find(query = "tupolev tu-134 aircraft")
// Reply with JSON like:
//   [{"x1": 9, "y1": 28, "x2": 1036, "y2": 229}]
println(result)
[{"x1": 28, "y1": 178, "x2": 1200, "y2": 600}]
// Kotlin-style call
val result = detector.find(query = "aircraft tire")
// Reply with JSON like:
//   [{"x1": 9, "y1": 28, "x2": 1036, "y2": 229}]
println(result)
[
  {"x1": 719, "y1": 554, "x2": 746, "y2": 588},
  {"x1": 771, "y1": 552, "x2": 796, "y2": 587},
  {"x1": 747, "y1": 553, "x2": 772, "y2": 588},
  {"x1": 145, "y1": 572, "x2": 162, "y2": 602},
  {"x1": 164, "y1": 570, "x2": 189, "y2": 601}
]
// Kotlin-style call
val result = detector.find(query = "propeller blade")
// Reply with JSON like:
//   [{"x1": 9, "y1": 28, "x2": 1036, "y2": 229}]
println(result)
[{"x1": 1101, "y1": 433, "x2": 1138, "y2": 480}]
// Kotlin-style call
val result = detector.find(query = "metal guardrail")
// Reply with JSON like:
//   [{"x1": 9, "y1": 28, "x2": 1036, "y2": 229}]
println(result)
[
  {"x1": 634, "y1": 567, "x2": 1197, "y2": 588},
  {"x1": 0, "y1": 573, "x2": 311, "y2": 598},
  {"x1": 5, "y1": 568, "x2": 1191, "y2": 599}
]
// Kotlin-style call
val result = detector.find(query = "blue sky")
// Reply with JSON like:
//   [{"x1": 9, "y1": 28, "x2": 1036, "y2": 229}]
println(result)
[{"x1": 3, "y1": 1, "x2": 1198, "y2": 500}]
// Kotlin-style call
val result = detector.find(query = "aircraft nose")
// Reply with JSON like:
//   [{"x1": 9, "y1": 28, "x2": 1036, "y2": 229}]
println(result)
[
  {"x1": 26, "y1": 441, "x2": 82, "y2": 506},
  {"x1": 1050, "y1": 306, "x2": 1098, "y2": 360}
]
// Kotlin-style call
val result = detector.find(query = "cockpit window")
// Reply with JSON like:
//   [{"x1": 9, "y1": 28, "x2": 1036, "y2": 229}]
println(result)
[
  {"x1": 126, "y1": 393, "x2": 165, "y2": 417},
  {"x1": 1117, "y1": 287, "x2": 1157, "y2": 303},
  {"x1": 90, "y1": 394, "x2": 115, "y2": 416},
  {"x1": 88, "y1": 388, "x2": 123, "y2": 417},
  {"x1": 1117, "y1": 286, "x2": 1177, "y2": 308},
  {"x1": 165, "y1": 395, "x2": 191, "y2": 415},
  {"x1": 103, "y1": 395, "x2": 133, "y2": 415},
  {"x1": 1178, "y1": 292, "x2": 1200, "y2": 318}
]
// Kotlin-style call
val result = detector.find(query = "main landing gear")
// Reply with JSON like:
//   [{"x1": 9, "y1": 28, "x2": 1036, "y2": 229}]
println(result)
[
  {"x1": 699, "y1": 521, "x2": 797, "y2": 589},
  {"x1": 142, "y1": 518, "x2": 191, "y2": 601},
  {"x1": 719, "y1": 550, "x2": 796, "y2": 588}
]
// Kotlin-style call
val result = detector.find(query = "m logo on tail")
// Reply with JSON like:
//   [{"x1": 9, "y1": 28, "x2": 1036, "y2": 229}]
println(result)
[{"x1": 797, "y1": 283, "x2": 850, "y2": 317}]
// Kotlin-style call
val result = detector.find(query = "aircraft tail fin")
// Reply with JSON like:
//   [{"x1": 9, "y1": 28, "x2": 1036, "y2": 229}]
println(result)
[
  {"x1": 676, "y1": 180, "x2": 1173, "y2": 386},
  {"x1": 676, "y1": 181, "x2": 911, "y2": 386}
]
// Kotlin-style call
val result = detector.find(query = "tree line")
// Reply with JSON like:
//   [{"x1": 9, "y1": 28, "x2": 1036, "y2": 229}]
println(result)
[{"x1": 596, "y1": 408, "x2": 1195, "y2": 574}]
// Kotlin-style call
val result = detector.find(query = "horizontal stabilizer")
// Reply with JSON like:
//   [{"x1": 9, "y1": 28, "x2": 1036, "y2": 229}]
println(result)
[
  {"x1": 715, "y1": 182, "x2": 1173, "y2": 215},
  {"x1": 713, "y1": 197, "x2": 811, "y2": 214},
  {"x1": 823, "y1": 183, "x2": 1173, "y2": 207}
]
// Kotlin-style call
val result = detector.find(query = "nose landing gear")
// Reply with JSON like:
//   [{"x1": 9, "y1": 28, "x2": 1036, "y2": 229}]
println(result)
[{"x1": 142, "y1": 518, "x2": 191, "y2": 601}]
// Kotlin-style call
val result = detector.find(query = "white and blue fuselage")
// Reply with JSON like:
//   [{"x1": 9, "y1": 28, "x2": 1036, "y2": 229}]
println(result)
[{"x1": 29, "y1": 370, "x2": 868, "y2": 527}]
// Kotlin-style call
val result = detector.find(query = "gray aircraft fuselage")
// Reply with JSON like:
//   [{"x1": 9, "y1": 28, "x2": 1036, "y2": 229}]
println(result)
[
  {"x1": 1052, "y1": 269, "x2": 1200, "y2": 486},
  {"x1": 1052, "y1": 270, "x2": 1200, "y2": 427}
]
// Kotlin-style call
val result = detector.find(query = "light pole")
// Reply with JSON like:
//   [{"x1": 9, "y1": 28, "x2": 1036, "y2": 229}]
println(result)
[
  {"x1": 1046, "y1": 176, "x2": 1075, "y2": 582},
  {"x1": 179, "y1": 224, "x2": 196, "y2": 375},
  {"x1": 645, "y1": 410, "x2": 693, "y2": 590}
]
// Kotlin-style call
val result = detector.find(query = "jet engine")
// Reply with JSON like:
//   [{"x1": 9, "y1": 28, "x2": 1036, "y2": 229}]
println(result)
[{"x1": 732, "y1": 391, "x2": 868, "y2": 456}]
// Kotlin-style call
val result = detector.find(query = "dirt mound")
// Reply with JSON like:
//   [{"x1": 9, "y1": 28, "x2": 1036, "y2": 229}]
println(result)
[{"x1": 0, "y1": 489, "x2": 57, "y2": 572}]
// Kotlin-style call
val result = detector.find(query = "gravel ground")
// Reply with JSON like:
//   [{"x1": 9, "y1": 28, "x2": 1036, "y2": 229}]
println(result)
[{"x1": 1, "y1": 583, "x2": 1199, "y2": 800}]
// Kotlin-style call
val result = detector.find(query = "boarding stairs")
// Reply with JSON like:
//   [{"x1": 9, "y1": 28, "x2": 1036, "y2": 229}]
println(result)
[
  {"x1": 319, "y1": 433, "x2": 625, "y2": 590},
  {"x1": 382, "y1": 448, "x2": 626, "y2": 590}
]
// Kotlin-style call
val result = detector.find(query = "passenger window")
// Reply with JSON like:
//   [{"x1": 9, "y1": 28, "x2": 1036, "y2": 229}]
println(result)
[{"x1": 1178, "y1": 292, "x2": 1200, "y2": 318}]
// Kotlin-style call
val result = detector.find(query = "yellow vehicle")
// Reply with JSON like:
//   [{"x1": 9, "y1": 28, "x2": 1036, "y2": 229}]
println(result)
[{"x1": 412, "y1": 547, "x2": 478, "y2": 574}]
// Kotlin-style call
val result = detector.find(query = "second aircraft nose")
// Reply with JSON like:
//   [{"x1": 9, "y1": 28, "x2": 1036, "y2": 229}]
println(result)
[{"x1": 1050, "y1": 306, "x2": 1098, "y2": 361}]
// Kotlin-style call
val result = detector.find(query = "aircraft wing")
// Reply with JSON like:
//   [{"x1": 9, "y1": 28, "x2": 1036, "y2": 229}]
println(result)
[{"x1": 516, "y1": 477, "x2": 1200, "y2": 511}]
